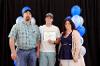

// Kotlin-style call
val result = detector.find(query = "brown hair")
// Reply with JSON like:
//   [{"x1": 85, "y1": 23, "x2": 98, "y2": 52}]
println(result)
[{"x1": 62, "y1": 18, "x2": 76, "y2": 36}]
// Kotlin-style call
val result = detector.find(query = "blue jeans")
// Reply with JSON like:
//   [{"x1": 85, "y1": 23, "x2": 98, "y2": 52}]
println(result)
[
  {"x1": 39, "y1": 52, "x2": 56, "y2": 66},
  {"x1": 16, "y1": 48, "x2": 37, "y2": 66}
]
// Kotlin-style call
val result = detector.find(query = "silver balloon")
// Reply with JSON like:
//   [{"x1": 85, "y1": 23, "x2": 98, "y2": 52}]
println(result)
[
  {"x1": 16, "y1": 16, "x2": 23, "y2": 24},
  {"x1": 80, "y1": 46, "x2": 86, "y2": 56},
  {"x1": 31, "y1": 17, "x2": 36, "y2": 25},
  {"x1": 71, "y1": 15, "x2": 84, "y2": 28},
  {"x1": 16, "y1": 16, "x2": 36, "y2": 25},
  {"x1": 80, "y1": 36, "x2": 84, "y2": 45}
]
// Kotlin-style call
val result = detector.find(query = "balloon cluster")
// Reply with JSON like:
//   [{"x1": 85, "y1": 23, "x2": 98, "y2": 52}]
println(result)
[
  {"x1": 71, "y1": 5, "x2": 86, "y2": 37},
  {"x1": 66, "y1": 5, "x2": 86, "y2": 56},
  {"x1": 66, "y1": 5, "x2": 86, "y2": 37}
]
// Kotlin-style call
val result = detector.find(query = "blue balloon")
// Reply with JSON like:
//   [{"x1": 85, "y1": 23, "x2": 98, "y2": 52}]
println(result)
[
  {"x1": 65, "y1": 16, "x2": 71, "y2": 20},
  {"x1": 77, "y1": 26, "x2": 86, "y2": 36},
  {"x1": 14, "y1": 60, "x2": 16, "y2": 66},
  {"x1": 71, "y1": 5, "x2": 81, "y2": 16}
]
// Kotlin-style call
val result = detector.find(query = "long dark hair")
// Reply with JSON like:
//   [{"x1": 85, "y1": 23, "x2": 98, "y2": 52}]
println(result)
[{"x1": 62, "y1": 18, "x2": 76, "y2": 36}]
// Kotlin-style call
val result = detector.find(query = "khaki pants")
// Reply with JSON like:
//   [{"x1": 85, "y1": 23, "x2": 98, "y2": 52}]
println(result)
[
  {"x1": 60, "y1": 60, "x2": 75, "y2": 66},
  {"x1": 60, "y1": 55, "x2": 85, "y2": 66}
]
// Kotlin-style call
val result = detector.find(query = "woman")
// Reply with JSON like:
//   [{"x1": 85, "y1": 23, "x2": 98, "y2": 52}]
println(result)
[{"x1": 59, "y1": 18, "x2": 85, "y2": 66}]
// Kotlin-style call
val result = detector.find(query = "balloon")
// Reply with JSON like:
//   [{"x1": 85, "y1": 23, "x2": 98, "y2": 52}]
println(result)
[
  {"x1": 77, "y1": 26, "x2": 86, "y2": 36},
  {"x1": 71, "y1": 5, "x2": 81, "y2": 16},
  {"x1": 80, "y1": 46, "x2": 86, "y2": 56},
  {"x1": 14, "y1": 60, "x2": 16, "y2": 66},
  {"x1": 16, "y1": 16, "x2": 36, "y2": 25},
  {"x1": 65, "y1": 16, "x2": 71, "y2": 20},
  {"x1": 16, "y1": 16, "x2": 23, "y2": 24},
  {"x1": 71, "y1": 15, "x2": 84, "y2": 28},
  {"x1": 31, "y1": 17, "x2": 36, "y2": 25},
  {"x1": 80, "y1": 36, "x2": 84, "y2": 45}
]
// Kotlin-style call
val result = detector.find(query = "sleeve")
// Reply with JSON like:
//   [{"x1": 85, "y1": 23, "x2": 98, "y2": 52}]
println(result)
[
  {"x1": 36, "y1": 25, "x2": 41, "y2": 42},
  {"x1": 56, "y1": 27, "x2": 61, "y2": 38},
  {"x1": 74, "y1": 30, "x2": 81, "y2": 48},
  {"x1": 72, "y1": 30, "x2": 81, "y2": 61},
  {"x1": 39, "y1": 26, "x2": 43, "y2": 34},
  {"x1": 8, "y1": 24, "x2": 18, "y2": 40}
]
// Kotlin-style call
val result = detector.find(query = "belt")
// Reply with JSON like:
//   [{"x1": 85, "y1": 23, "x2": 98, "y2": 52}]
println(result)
[
  {"x1": 62, "y1": 44, "x2": 72, "y2": 45},
  {"x1": 17, "y1": 48, "x2": 36, "y2": 51}
]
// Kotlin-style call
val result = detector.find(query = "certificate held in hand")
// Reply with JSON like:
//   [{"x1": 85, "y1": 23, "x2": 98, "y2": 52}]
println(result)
[{"x1": 43, "y1": 31, "x2": 56, "y2": 41}]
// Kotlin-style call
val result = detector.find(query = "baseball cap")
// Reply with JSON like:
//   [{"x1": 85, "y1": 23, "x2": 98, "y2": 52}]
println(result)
[
  {"x1": 45, "y1": 13, "x2": 53, "y2": 18},
  {"x1": 22, "y1": 6, "x2": 31, "y2": 15}
]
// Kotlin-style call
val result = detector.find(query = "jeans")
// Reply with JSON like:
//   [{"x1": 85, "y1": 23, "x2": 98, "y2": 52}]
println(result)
[
  {"x1": 39, "y1": 52, "x2": 56, "y2": 66},
  {"x1": 15, "y1": 48, "x2": 37, "y2": 66}
]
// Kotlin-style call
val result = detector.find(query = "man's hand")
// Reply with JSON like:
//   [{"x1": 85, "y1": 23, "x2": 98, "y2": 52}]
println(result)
[
  {"x1": 36, "y1": 50, "x2": 40, "y2": 58},
  {"x1": 36, "y1": 41, "x2": 40, "y2": 58},
  {"x1": 48, "y1": 38, "x2": 60, "y2": 44},
  {"x1": 9, "y1": 37, "x2": 16, "y2": 60},
  {"x1": 11, "y1": 51, "x2": 17, "y2": 60}
]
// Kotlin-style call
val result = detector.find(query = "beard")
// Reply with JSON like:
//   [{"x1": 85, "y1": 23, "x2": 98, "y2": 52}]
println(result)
[{"x1": 25, "y1": 16, "x2": 31, "y2": 21}]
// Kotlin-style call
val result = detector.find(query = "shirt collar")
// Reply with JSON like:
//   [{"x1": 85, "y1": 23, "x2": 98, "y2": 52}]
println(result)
[{"x1": 23, "y1": 20, "x2": 31, "y2": 25}]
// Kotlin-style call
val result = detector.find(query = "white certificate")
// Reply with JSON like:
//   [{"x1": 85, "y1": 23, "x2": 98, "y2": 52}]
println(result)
[{"x1": 43, "y1": 31, "x2": 56, "y2": 41}]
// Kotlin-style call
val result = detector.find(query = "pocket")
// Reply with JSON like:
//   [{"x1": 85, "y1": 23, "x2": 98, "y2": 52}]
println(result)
[
  {"x1": 31, "y1": 29, "x2": 36, "y2": 35},
  {"x1": 18, "y1": 29, "x2": 26, "y2": 36}
]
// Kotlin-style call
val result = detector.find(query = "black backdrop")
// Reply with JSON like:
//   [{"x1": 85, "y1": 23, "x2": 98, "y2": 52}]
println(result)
[{"x1": 0, "y1": 0, "x2": 99, "y2": 66}]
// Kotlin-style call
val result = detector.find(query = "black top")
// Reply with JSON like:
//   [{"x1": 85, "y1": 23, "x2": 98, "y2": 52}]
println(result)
[{"x1": 59, "y1": 32, "x2": 73, "y2": 59}]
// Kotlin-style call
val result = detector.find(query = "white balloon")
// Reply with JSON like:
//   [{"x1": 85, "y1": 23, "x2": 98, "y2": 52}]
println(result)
[
  {"x1": 80, "y1": 46, "x2": 86, "y2": 56},
  {"x1": 16, "y1": 16, "x2": 23, "y2": 24},
  {"x1": 80, "y1": 36, "x2": 84, "y2": 45},
  {"x1": 31, "y1": 17, "x2": 36, "y2": 25},
  {"x1": 16, "y1": 16, "x2": 36, "y2": 25},
  {"x1": 71, "y1": 15, "x2": 84, "y2": 28}
]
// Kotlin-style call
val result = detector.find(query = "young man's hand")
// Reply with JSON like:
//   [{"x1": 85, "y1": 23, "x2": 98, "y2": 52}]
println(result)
[{"x1": 48, "y1": 39, "x2": 55, "y2": 44}]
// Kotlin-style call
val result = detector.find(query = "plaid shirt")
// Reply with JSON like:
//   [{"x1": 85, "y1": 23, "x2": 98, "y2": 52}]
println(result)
[{"x1": 8, "y1": 21, "x2": 40, "y2": 50}]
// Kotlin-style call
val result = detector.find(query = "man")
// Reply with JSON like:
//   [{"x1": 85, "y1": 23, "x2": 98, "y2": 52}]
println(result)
[
  {"x1": 8, "y1": 6, "x2": 40, "y2": 66},
  {"x1": 39, "y1": 13, "x2": 60, "y2": 66}
]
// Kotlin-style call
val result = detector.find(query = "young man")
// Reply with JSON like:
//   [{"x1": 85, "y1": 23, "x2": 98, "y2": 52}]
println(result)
[
  {"x1": 39, "y1": 13, "x2": 60, "y2": 66},
  {"x1": 8, "y1": 6, "x2": 40, "y2": 66}
]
